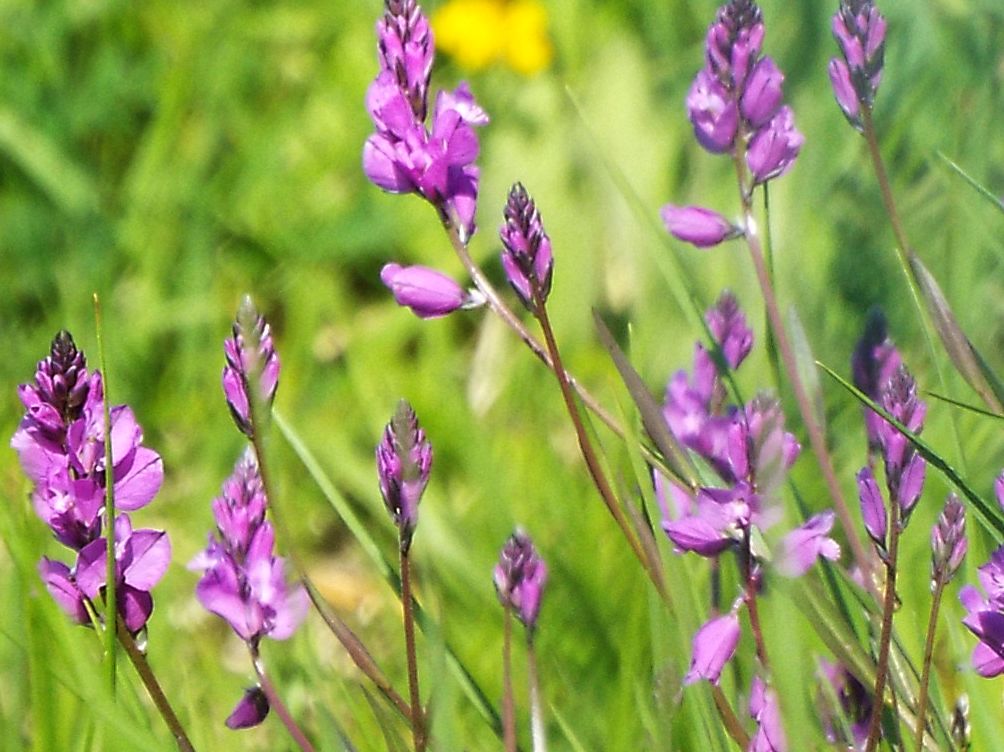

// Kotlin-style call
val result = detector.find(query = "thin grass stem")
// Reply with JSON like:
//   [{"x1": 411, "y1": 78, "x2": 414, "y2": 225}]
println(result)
[
  {"x1": 400, "y1": 547, "x2": 427, "y2": 751},
  {"x1": 251, "y1": 648, "x2": 316, "y2": 752},
  {"x1": 502, "y1": 608, "x2": 517, "y2": 752},
  {"x1": 914, "y1": 577, "x2": 946, "y2": 751},
  {"x1": 527, "y1": 635, "x2": 546, "y2": 752}
]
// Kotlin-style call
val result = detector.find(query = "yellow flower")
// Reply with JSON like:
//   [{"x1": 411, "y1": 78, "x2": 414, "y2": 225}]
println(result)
[{"x1": 432, "y1": 0, "x2": 553, "y2": 75}]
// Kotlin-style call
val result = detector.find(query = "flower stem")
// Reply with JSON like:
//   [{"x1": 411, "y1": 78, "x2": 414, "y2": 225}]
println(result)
[
  {"x1": 864, "y1": 503, "x2": 902, "y2": 752},
  {"x1": 93, "y1": 293, "x2": 118, "y2": 694},
  {"x1": 914, "y1": 577, "x2": 946, "y2": 751},
  {"x1": 251, "y1": 649, "x2": 316, "y2": 752},
  {"x1": 527, "y1": 635, "x2": 546, "y2": 752},
  {"x1": 742, "y1": 528, "x2": 770, "y2": 671},
  {"x1": 710, "y1": 683, "x2": 750, "y2": 749},
  {"x1": 502, "y1": 608, "x2": 517, "y2": 752},
  {"x1": 400, "y1": 546, "x2": 426, "y2": 752},
  {"x1": 116, "y1": 620, "x2": 196, "y2": 752},
  {"x1": 533, "y1": 289, "x2": 665, "y2": 597}
]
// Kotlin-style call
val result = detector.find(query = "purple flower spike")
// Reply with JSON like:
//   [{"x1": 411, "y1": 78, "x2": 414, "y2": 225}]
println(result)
[
  {"x1": 776, "y1": 510, "x2": 841, "y2": 577},
  {"x1": 376, "y1": 0, "x2": 434, "y2": 124},
  {"x1": 932, "y1": 494, "x2": 966, "y2": 585},
  {"x1": 500, "y1": 183, "x2": 554, "y2": 312},
  {"x1": 376, "y1": 400, "x2": 433, "y2": 551},
  {"x1": 685, "y1": 611, "x2": 741, "y2": 685},
  {"x1": 749, "y1": 676, "x2": 787, "y2": 752},
  {"x1": 223, "y1": 297, "x2": 280, "y2": 438},
  {"x1": 876, "y1": 366, "x2": 926, "y2": 527},
  {"x1": 746, "y1": 106, "x2": 803, "y2": 185},
  {"x1": 706, "y1": 291, "x2": 753, "y2": 370},
  {"x1": 226, "y1": 686, "x2": 270, "y2": 730},
  {"x1": 493, "y1": 530, "x2": 548, "y2": 633},
  {"x1": 857, "y1": 466, "x2": 887, "y2": 552},
  {"x1": 380, "y1": 263, "x2": 478, "y2": 319},
  {"x1": 961, "y1": 548, "x2": 1004, "y2": 677},
  {"x1": 851, "y1": 308, "x2": 902, "y2": 455},
  {"x1": 830, "y1": 0, "x2": 886, "y2": 129},
  {"x1": 661, "y1": 204, "x2": 740, "y2": 249}
]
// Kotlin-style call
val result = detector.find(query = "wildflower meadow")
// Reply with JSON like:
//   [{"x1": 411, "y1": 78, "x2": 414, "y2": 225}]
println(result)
[{"x1": 2, "y1": 0, "x2": 1004, "y2": 750}]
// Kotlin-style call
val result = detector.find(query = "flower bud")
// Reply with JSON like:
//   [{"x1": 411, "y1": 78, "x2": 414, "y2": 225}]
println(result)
[
  {"x1": 381, "y1": 263, "x2": 476, "y2": 319},
  {"x1": 493, "y1": 530, "x2": 548, "y2": 632},
  {"x1": 660, "y1": 204, "x2": 739, "y2": 249},
  {"x1": 376, "y1": 400, "x2": 432, "y2": 551},
  {"x1": 499, "y1": 183, "x2": 553, "y2": 312}
]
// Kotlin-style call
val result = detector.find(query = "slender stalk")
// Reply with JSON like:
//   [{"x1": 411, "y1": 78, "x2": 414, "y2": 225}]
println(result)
[
  {"x1": 116, "y1": 620, "x2": 196, "y2": 752},
  {"x1": 741, "y1": 528, "x2": 770, "y2": 671},
  {"x1": 710, "y1": 683, "x2": 750, "y2": 749},
  {"x1": 251, "y1": 648, "x2": 316, "y2": 752},
  {"x1": 502, "y1": 608, "x2": 517, "y2": 752},
  {"x1": 526, "y1": 636, "x2": 546, "y2": 752},
  {"x1": 864, "y1": 503, "x2": 902, "y2": 752},
  {"x1": 93, "y1": 293, "x2": 118, "y2": 692},
  {"x1": 914, "y1": 578, "x2": 946, "y2": 751},
  {"x1": 534, "y1": 289, "x2": 664, "y2": 596},
  {"x1": 400, "y1": 547, "x2": 427, "y2": 751}
]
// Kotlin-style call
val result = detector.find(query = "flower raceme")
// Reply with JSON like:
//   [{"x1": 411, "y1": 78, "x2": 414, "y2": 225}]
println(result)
[
  {"x1": 829, "y1": 0, "x2": 887, "y2": 129},
  {"x1": 223, "y1": 297, "x2": 280, "y2": 438},
  {"x1": 377, "y1": 400, "x2": 433, "y2": 552},
  {"x1": 364, "y1": 0, "x2": 489, "y2": 242},
  {"x1": 493, "y1": 530, "x2": 547, "y2": 633},
  {"x1": 499, "y1": 183, "x2": 553, "y2": 312},
  {"x1": 12, "y1": 331, "x2": 169, "y2": 633}
]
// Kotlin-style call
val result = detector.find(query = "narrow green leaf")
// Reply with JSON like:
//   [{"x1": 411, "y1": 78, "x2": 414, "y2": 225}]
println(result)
[
  {"x1": 817, "y1": 361, "x2": 1004, "y2": 539},
  {"x1": 927, "y1": 391, "x2": 1004, "y2": 421},
  {"x1": 593, "y1": 311, "x2": 699, "y2": 490},
  {"x1": 937, "y1": 152, "x2": 1004, "y2": 215},
  {"x1": 787, "y1": 306, "x2": 825, "y2": 429},
  {"x1": 909, "y1": 254, "x2": 1004, "y2": 413}
]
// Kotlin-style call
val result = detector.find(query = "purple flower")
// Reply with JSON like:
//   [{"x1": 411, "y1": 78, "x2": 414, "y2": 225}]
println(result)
[
  {"x1": 660, "y1": 204, "x2": 740, "y2": 249},
  {"x1": 376, "y1": 400, "x2": 433, "y2": 551},
  {"x1": 851, "y1": 308, "x2": 901, "y2": 455},
  {"x1": 75, "y1": 514, "x2": 172, "y2": 633},
  {"x1": 996, "y1": 471, "x2": 1004, "y2": 510},
  {"x1": 829, "y1": 0, "x2": 886, "y2": 128},
  {"x1": 746, "y1": 106, "x2": 803, "y2": 185},
  {"x1": 776, "y1": 511, "x2": 841, "y2": 577},
  {"x1": 39, "y1": 558, "x2": 89, "y2": 625},
  {"x1": 961, "y1": 547, "x2": 1004, "y2": 677},
  {"x1": 931, "y1": 494, "x2": 966, "y2": 585},
  {"x1": 380, "y1": 263, "x2": 479, "y2": 319},
  {"x1": 223, "y1": 297, "x2": 280, "y2": 438},
  {"x1": 704, "y1": 0, "x2": 764, "y2": 92},
  {"x1": 876, "y1": 366, "x2": 926, "y2": 522},
  {"x1": 686, "y1": 69, "x2": 740, "y2": 154},
  {"x1": 364, "y1": 1, "x2": 488, "y2": 242},
  {"x1": 226, "y1": 686, "x2": 270, "y2": 730},
  {"x1": 192, "y1": 454, "x2": 308, "y2": 644},
  {"x1": 857, "y1": 466, "x2": 887, "y2": 552},
  {"x1": 499, "y1": 183, "x2": 554, "y2": 312},
  {"x1": 706, "y1": 291, "x2": 753, "y2": 370},
  {"x1": 740, "y1": 56, "x2": 784, "y2": 128},
  {"x1": 749, "y1": 676, "x2": 787, "y2": 752},
  {"x1": 685, "y1": 611, "x2": 741, "y2": 685},
  {"x1": 493, "y1": 530, "x2": 548, "y2": 632},
  {"x1": 818, "y1": 659, "x2": 872, "y2": 748}
]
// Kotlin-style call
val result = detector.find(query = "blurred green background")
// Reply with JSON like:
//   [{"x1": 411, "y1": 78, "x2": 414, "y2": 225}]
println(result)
[{"x1": 2, "y1": 0, "x2": 1004, "y2": 748}]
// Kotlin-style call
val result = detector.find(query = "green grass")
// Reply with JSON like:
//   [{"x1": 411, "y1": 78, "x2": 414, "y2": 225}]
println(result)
[{"x1": 1, "y1": 0, "x2": 1003, "y2": 749}]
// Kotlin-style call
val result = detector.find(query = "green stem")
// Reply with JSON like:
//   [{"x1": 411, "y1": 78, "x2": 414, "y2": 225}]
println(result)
[
  {"x1": 251, "y1": 648, "x2": 316, "y2": 752},
  {"x1": 710, "y1": 683, "x2": 750, "y2": 749},
  {"x1": 526, "y1": 635, "x2": 546, "y2": 752},
  {"x1": 502, "y1": 608, "x2": 517, "y2": 752},
  {"x1": 742, "y1": 527, "x2": 770, "y2": 672},
  {"x1": 116, "y1": 620, "x2": 196, "y2": 752},
  {"x1": 914, "y1": 577, "x2": 946, "y2": 751},
  {"x1": 864, "y1": 503, "x2": 902, "y2": 752},
  {"x1": 400, "y1": 547, "x2": 426, "y2": 752},
  {"x1": 93, "y1": 294, "x2": 117, "y2": 694}
]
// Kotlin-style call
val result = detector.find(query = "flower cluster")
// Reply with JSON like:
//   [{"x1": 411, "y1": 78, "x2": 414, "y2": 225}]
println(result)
[
  {"x1": 850, "y1": 307, "x2": 901, "y2": 457},
  {"x1": 223, "y1": 296, "x2": 280, "y2": 438},
  {"x1": 499, "y1": 182, "x2": 554, "y2": 313},
  {"x1": 960, "y1": 473, "x2": 1004, "y2": 677},
  {"x1": 363, "y1": 0, "x2": 489, "y2": 241},
  {"x1": 493, "y1": 530, "x2": 547, "y2": 633},
  {"x1": 828, "y1": 0, "x2": 886, "y2": 129},
  {"x1": 12, "y1": 331, "x2": 169, "y2": 633},
  {"x1": 376, "y1": 400, "x2": 433, "y2": 552}
]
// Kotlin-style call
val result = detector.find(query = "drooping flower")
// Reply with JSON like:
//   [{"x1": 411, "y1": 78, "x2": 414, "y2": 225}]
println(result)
[
  {"x1": 857, "y1": 466, "x2": 887, "y2": 553},
  {"x1": 376, "y1": 400, "x2": 433, "y2": 551},
  {"x1": 493, "y1": 529, "x2": 548, "y2": 632},
  {"x1": 685, "y1": 611, "x2": 741, "y2": 685},
  {"x1": 364, "y1": 0, "x2": 489, "y2": 241},
  {"x1": 226, "y1": 686, "x2": 270, "y2": 730},
  {"x1": 192, "y1": 453, "x2": 308, "y2": 645},
  {"x1": 499, "y1": 183, "x2": 554, "y2": 312},
  {"x1": 222, "y1": 298, "x2": 280, "y2": 438},
  {"x1": 380, "y1": 262, "x2": 483, "y2": 319},
  {"x1": 776, "y1": 510, "x2": 841, "y2": 577},
  {"x1": 749, "y1": 676, "x2": 787, "y2": 752},
  {"x1": 660, "y1": 205, "x2": 741, "y2": 249},
  {"x1": 829, "y1": 0, "x2": 886, "y2": 129}
]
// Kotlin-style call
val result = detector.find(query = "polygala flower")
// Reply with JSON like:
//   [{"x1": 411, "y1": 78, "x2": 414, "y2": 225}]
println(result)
[
  {"x1": 685, "y1": 610, "x2": 741, "y2": 685},
  {"x1": 493, "y1": 529, "x2": 548, "y2": 633},
  {"x1": 13, "y1": 331, "x2": 169, "y2": 633},
  {"x1": 499, "y1": 182, "x2": 554, "y2": 312},
  {"x1": 749, "y1": 676, "x2": 787, "y2": 752},
  {"x1": 376, "y1": 400, "x2": 433, "y2": 552},
  {"x1": 776, "y1": 511, "x2": 841, "y2": 577},
  {"x1": 380, "y1": 262, "x2": 482, "y2": 319},
  {"x1": 851, "y1": 308, "x2": 901, "y2": 457},
  {"x1": 660, "y1": 205, "x2": 740, "y2": 249},
  {"x1": 226, "y1": 687, "x2": 271, "y2": 730},
  {"x1": 931, "y1": 494, "x2": 966, "y2": 586},
  {"x1": 364, "y1": 0, "x2": 489, "y2": 241},
  {"x1": 223, "y1": 297, "x2": 280, "y2": 438},
  {"x1": 829, "y1": 0, "x2": 886, "y2": 129},
  {"x1": 960, "y1": 545, "x2": 1004, "y2": 677}
]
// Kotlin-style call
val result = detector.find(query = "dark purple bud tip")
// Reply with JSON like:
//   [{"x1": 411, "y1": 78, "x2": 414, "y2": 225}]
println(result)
[
  {"x1": 226, "y1": 686, "x2": 270, "y2": 730},
  {"x1": 222, "y1": 297, "x2": 281, "y2": 437},
  {"x1": 932, "y1": 494, "x2": 966, "y2": 584},
  {"x1": 376, "y1": 400, "x2": 432, "y2": 551},
  {"x1": 493, "y1": 529, "x2": 548, "y2": 632},
  {"x1": 500, "y1": 183, "x2": 554, "y2": 312}
]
